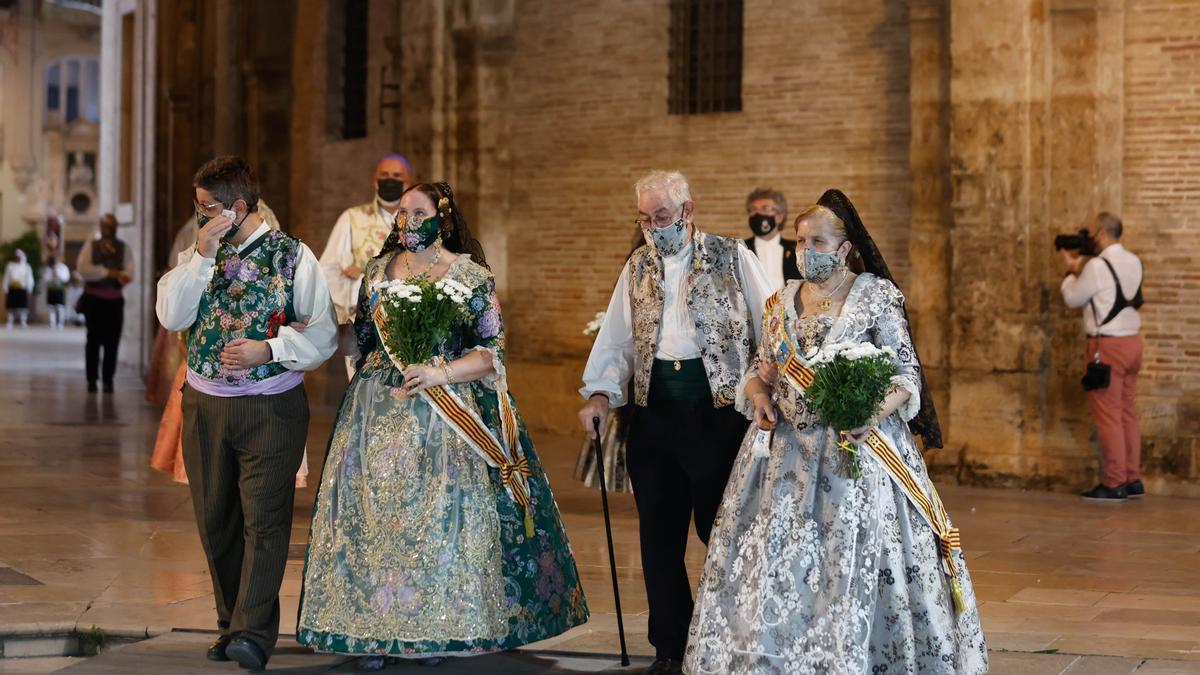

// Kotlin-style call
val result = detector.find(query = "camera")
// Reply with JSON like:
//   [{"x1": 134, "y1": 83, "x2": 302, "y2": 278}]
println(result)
[{"x1": 1054, "y1": 229, "x2": 1096, "y2": 255}]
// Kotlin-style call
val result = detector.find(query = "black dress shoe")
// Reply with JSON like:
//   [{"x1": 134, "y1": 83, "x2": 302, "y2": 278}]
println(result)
[
  {"x1": 1125, "y1": 479, "x2": 1145, "y2": 498},
  {"x1": 644, "y1": 658, "x2": 684, "y2": 675},
  {"x1": 225, "y1": 637, "x2": 267, "y2": 671},
  {"x1": 206, "y1": 635, "x2": 232, "y2": 661},
  {"x1": 102, "y1": 382, "x2": 114, "y2": 393},
  {"x1": 87, "y1": 381, "x2": 98, "y2": 393},
  {"x1": 1081, "y1": 484, "x2": 1128, "y2": 501}
]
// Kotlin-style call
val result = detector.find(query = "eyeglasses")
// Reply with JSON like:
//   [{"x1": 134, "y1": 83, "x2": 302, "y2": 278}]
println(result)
[
  {"x1": 193, "y1": 199, "x2": 224, "y2": 217},
  {"x1": 633, "y1": 209, "x2": 683, "y2": 229}
]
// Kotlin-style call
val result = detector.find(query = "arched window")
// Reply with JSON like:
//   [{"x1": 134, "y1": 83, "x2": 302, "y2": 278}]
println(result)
[{"x1": 45, "y1": 56, "x2": 100, "y2": 125}]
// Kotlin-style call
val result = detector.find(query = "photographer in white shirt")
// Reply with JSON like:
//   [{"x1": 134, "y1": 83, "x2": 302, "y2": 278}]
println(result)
[{"x1": 1060, "y1": 212, "x2": 1145, "y2": 501}]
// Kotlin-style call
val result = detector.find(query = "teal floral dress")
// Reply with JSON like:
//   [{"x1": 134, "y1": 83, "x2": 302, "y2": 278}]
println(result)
[{"x1": 298, "y1": 253, "x2": 589, "y2": 657}]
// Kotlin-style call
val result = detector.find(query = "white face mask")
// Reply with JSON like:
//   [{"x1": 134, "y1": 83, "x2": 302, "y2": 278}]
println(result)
[{"x1": 642, "y1": 215, "x2": 689, "y2": 257}]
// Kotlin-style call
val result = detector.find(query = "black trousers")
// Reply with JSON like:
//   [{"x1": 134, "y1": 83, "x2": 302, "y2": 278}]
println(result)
[
  {"x1": 83, "y1": 296, "x2": 124, "y2": 386},
  {"x1": 626, "y1": 392, "x2": 748, "y2": 660},
  {"x1": 181, "y1": 384, "x2": 309, "y2": 656}
]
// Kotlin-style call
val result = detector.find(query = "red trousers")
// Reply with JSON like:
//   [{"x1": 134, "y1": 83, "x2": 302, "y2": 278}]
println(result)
[{"x1": 1085, "y1": 335, "x2": 1143, "y2": 488}]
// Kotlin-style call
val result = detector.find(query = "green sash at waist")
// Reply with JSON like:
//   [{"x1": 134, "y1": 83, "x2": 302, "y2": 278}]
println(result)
[{"x1": 648, "y1": 358, "x2": 710, "y2": 402}]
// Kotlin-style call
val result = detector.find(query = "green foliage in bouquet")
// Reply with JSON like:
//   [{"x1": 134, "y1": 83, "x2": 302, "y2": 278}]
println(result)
[
  {"x1": 805, "y1": 342, "x2": 899, "y2": 477},
  {"x1": 375, "y1": 277, "x2": 472, "y2": 366}
]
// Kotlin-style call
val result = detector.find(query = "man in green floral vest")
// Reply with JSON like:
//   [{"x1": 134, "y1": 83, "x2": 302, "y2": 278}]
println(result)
[{"x1": 156, "y1": 156, "x2": 338, "y2": 671}]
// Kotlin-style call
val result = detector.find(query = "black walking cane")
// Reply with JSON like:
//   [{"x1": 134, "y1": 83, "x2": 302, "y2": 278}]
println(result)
[{"x1": 593, "y1": 416, "x2": 631, "y2": 667}]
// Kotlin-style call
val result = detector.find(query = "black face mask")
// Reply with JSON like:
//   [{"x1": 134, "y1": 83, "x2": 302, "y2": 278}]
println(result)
[
  {"x1": 377, "y1": 179, "x2": 406, "y2": 203},
  {"x1": 748, "y1": 214, "x2": 777, "y2": 237}
]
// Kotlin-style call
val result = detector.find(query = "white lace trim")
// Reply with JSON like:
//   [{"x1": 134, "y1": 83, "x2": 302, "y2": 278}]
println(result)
[
  {"x1": 891, "y1": 374, "x2": 921, "y2": 423},
  {"x1": 466, "y1": 346, "x2": 505, "y2": 391}
]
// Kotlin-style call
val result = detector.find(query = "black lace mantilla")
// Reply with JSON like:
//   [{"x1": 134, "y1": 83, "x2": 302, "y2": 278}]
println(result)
[{"x1": 817, "y1": 189, "x2": 944, "y2": 450}]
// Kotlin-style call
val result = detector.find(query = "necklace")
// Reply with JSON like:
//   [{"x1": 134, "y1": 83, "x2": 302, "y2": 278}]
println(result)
[
  {"x1": 814, "y1": 268, "x2": 850, "y2": 311},
  {"x1": 403, "y1": 243, "x2": 442, "y2": 280}
]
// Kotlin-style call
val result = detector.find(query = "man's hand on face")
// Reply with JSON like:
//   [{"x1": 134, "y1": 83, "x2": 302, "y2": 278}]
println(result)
[{"x1": 195, "y1": 214, "x2": 235, "y2": 259}]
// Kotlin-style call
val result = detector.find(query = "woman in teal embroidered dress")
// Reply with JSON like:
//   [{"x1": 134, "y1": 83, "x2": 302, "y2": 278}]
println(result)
[{"x1": 298, "y1": 183, "x2": 588, "y2": 669}]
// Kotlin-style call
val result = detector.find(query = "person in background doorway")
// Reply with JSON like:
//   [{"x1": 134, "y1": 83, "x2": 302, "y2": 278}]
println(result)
[
  {"x1": 42, "y1": 254, "x2": 70, "y2": 330},
  {"x1": 3, "y1": 249, "x2": 34, "y2": 329},
  {"x1": 77, "y1": 213, "x2": 134, "y2": 392}
]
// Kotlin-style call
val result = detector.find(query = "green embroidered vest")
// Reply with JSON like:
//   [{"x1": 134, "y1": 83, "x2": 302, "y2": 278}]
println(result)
[{"x1": 186, "y1": 230, "x2": 300, "y2": 385}]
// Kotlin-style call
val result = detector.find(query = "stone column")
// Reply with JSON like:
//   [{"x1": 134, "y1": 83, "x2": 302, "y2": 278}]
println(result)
[
  {"x1": 1043, "y1": 0, "x2": 1126, "y2": 478},
  {"x1": 907, "y1": 0, "x2": 954, "y2": 460},
  {"x1": 944, "y1": 0, "x2": 1126, "y2": 488},
  {"x1": 397, "y1": 0, "x2": 443, "y2": 181},
  {"x1": 945, "y1": 0, "x2": 1050, "y2": 483},
  {"x1": 288, "y1": 0, "x2": 326, "y2": 245}
]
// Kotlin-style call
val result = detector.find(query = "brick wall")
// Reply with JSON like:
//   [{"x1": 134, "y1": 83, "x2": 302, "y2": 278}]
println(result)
[{"x1": 1121, "y1": 0, "x2": 1200, "y2": 486}]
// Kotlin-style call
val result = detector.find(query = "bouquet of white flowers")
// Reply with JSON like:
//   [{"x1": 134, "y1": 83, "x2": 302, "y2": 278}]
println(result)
[
  {"x1": 374, "y1": 277, "x2": 473, "y2": 365},
  {"x1": 805, "y1": 341, "x2": 899, "y2": 477},
  {"x1": 583, "y1": 311, "x2": 606, "y2": 337}
]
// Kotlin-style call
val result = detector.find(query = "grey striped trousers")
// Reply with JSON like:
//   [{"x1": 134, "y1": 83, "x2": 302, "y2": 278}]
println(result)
[{"x1": 181, "y1": 383, "x2": 309, "y2": 655}]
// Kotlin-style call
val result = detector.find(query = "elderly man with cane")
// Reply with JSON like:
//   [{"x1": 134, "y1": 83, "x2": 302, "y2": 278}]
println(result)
[{"x1": 579, "y1": 170, "x2": 772, "y2": 675}]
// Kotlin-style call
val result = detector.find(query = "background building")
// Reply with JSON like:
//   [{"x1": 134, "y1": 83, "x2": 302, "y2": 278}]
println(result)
[
  {"x1": 0, "y1": 0, "x2": 101, "y2": 267},
  {"x1": 35, "y1": 0, "x2": 1196, "y2": 495}
]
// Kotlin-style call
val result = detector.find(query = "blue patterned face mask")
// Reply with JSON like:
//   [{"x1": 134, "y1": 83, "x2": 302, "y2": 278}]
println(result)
[
  {"x1": 801, "y1": 247, "x2": 841, "y2": 283},
  {"x1": 643, "y1": 215, "x2": 689, "y2": 257}
]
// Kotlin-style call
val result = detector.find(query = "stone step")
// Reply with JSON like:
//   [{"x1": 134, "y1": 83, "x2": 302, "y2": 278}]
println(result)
[{"x1": 0, "y1": 627, "x2": 143, "y2": 660}]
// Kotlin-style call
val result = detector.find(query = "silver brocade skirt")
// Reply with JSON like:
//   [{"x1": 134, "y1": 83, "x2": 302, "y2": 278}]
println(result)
[{"x1": 684, "y1": 414, "x2": 988, "y2": 674}]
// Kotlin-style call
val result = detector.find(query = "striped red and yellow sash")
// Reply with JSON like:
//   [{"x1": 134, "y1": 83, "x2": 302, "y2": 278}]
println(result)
[
  {"x1": 765, "y1": 289, "x2": 966, "y2": 612},
  {"x1": 372, "y1": 300, "x2": 536, "y2": 536},
  {"x1": 863, "y1": 428, "x2": 966, "y2": 613},
  {"x1": 423, "y1": 384, "x2": 531, "y2": 509}
]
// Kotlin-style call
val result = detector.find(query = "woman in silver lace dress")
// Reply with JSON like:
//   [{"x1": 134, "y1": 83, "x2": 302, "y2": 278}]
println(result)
[{"x1": 684, "y1": 190, "x2": 987, "y2": 674}]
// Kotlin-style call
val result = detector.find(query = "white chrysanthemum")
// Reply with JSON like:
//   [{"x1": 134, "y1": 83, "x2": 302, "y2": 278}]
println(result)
[
  {"x1": 811, "y1": 340, "x2": 895, "y2": 364},
  {"x1": 434, "y1": 279, "x2": 471, "y2": 305},
  {"x1": 583, "y1": 310, "x2": 606, "y2": 337},
  {"x1": 442, "y1": 279, "x2": 472, "y2": 296}
]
